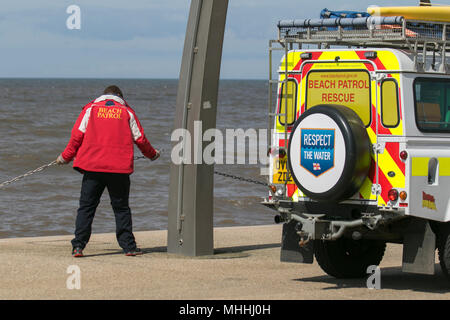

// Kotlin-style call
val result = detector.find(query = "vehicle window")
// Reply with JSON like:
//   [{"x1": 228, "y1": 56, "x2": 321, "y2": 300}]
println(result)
[
  {"x1": 381, "y1": 79, "x2": 400, "y2": 128},
  {"x1": 278, "y1": 79, "x2": 297, "y2": 126},
  {"x1": 414, "y1": 78, "x2": 450, "y2": 132},
  {"x1": 305, "y1": 70, "x2": 371, "y2": 126}
]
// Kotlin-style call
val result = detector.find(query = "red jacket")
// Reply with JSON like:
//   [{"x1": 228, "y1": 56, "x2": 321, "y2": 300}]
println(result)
[{"x1": 61, "y1": 95, "x2": 157, "y2": 174}]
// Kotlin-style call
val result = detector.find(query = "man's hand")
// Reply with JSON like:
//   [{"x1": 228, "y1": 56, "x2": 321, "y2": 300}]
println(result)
[
  {"x1": 151, "y1": 149, "x2": 160, "y2": 161},
  {"x1": 56, "y1": 154, "x2": 69, "y2": 165}
]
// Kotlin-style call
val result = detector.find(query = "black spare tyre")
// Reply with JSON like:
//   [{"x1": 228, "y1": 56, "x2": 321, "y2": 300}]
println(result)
[{"x1": 287, "y1": 104, "x2": 371, "y2": 202}]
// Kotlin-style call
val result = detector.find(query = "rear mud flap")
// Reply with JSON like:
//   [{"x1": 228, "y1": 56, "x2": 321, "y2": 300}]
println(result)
[
  {"x1": 402, "y1": 219, "x2": 436, "y2": 275},
  {"x1": 280, "y1": 220, "x2": 314, "y2": 263}
]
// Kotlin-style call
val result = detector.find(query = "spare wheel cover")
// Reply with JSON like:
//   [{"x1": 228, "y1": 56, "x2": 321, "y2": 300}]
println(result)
[{"x1": 287, "y1": 104, "x2": 371, "y2": 202}]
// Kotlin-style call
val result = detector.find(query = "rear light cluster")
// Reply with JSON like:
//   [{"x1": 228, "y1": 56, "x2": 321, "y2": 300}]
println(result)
[
  {"x1": 388, "y1": 150, "x2": 408, "y2": 207},
  {"x1": 399, "y1": 191, "x2": 407, "y2": 201},
  {"x1": 388, "y1": 189, "x2": 398, "y2": 201},
  {"x1": 388, "y1": 189, "x2": 408, "y2": 203},
  {"x1": 400, "y1": 150, "x2": 408, "y2": 161}
]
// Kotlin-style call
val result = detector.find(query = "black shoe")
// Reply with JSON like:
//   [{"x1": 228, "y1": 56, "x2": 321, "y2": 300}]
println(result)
[
  {"x1": 125, "y1": 248, "x2": 143, "y2": 256},
  {"x1": 72, "y1": 247, "x2": 84, "y2": 257}
]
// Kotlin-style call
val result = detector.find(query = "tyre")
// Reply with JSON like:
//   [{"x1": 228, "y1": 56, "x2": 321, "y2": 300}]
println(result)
[
  {"x1": 287, "y1": 104, "x2": 371, "y2": 202},
  {"x1": 314, "y1": 238, "x2": 386, "y2": 278},
  {"x1": 436, "y1": 223, "x2": 450, "y2": 280}
]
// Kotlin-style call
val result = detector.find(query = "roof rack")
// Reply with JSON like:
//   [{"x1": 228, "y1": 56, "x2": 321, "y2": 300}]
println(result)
[{"x1": 277, "y1": 16, "x2": 450, "y2": 52}]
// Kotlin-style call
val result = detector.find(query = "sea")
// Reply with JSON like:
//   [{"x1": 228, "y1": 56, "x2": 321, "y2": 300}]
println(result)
[{"x1": 0, "y1": 79, "x2": 276, "y2": 239}]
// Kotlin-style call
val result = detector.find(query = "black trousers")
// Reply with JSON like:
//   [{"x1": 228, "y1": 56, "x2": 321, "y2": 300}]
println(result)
[{"x1": 71, "y1": 171, "x2": 137, "y2": 252}]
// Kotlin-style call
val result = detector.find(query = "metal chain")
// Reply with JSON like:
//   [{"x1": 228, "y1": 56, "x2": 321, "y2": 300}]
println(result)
[
  {"x1": 0, "y1": 160, "x2": 58, "y2": 189},
  {"x1": 0, "y1": 149, "x2": 163, "y2": 189},
  {"x1": 135, "y1": 154, "x2": 270, "y2": 187},
  {"x1": 213, "y1": 170, "x2": 269, "y2": 187},
  {"x1": 0, "y1": 149, "x2": 266, "y2": 190},
  {"x1": 134, "y1": 148, "x2": 164, "y2": 161},
  {"x1": 134, "y1": 149, "x2": 268, "y2": 187}
]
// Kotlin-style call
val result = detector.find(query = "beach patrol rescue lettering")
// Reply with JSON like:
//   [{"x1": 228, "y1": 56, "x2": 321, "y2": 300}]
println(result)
[
  {"x1": 306, "y1": 71, "x2": 371, "y2": 125},
  {"x1": 97, "y1": 107, "x2": 122, "y2": 120}
]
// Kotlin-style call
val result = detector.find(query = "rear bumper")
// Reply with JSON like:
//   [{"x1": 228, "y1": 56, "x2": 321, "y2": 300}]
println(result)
[{"x1": 262, "y1": 198, "x2": 379, "y2": 219}]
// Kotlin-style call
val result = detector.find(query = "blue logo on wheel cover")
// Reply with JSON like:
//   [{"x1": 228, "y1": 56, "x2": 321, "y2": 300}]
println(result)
[{"x1": 300, "y1": 128, "x2": 335, "y2": 177}]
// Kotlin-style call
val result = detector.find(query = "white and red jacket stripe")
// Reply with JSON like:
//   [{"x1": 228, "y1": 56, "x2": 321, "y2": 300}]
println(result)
[{"x1": 61, "y1": 95, "x2": 157, "y2": 174}]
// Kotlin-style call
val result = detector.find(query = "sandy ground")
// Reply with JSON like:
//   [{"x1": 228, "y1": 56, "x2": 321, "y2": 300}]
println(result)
[{"x1": 0, "y1": 224, "x2": 449, "y2": 300}]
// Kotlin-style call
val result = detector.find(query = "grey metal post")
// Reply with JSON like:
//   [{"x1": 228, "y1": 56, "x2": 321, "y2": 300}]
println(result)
[{"x1": 167, "y1": 0, "x2": 229, "y2": 256}]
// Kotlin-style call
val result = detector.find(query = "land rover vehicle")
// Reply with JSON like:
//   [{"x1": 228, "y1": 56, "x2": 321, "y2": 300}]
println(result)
[{"x1": 263, "y1": 15, "x2": 450, "y2": 279}]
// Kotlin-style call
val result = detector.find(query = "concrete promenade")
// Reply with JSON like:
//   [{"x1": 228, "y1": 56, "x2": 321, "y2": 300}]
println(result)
[{"x1": 0, "y1": 224, "x2": 449, "y2": 300}]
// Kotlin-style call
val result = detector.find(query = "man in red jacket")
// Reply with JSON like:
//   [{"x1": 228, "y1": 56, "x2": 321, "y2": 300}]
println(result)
[{"x1": 57, "y1": 85, "x2": 160, "y2": 257}]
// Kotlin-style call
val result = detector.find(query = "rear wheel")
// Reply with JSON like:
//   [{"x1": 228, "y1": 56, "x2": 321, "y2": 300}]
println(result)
[
  {"x1": 436, "y1": 223, "x2": 450, "y2": 280},
  {"x1": 314, "y1": 238, "x2": 386, "y2": 278}
]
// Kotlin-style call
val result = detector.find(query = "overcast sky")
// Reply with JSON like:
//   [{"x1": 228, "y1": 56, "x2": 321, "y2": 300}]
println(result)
[{"x1": 0, "y1": 0, "x2": 447, "y2": 79}]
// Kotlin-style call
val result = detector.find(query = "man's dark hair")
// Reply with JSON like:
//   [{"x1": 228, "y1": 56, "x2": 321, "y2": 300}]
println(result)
[{"x1": 103, "y1": 85, "x2": 124, "y2": 98}]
